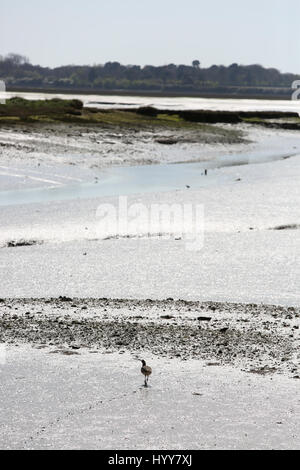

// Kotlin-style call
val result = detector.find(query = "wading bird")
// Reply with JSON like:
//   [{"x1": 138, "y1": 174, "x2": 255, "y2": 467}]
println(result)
[{"x1": 140, "y1": 360, "x2": 152, "y2": 387}]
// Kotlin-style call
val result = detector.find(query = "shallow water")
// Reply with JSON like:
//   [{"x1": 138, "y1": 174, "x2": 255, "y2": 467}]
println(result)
[
  {"x1": 1, "y1": 91, "x2": 300, "y2": 113},
  {"x1": 0, "y1": 150, "x2": 295, "y2": 207}
]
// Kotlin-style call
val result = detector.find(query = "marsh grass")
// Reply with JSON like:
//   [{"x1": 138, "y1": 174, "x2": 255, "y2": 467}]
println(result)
[
  {"x1": 0, "y1": 97, "x2": 281, "y2": 142},
  {"x1": 0, "y1": 98, "x2": 242, "y2": 133}
]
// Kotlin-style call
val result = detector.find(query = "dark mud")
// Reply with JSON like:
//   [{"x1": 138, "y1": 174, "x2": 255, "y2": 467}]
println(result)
[
  {"x1": 0, "y1": 298, "x2": 299, "y2": 377},
  {"x1": 270, "y1": 224, "x2": 300, "y2": 231},
  {"x1": 5, "y1": 239, "x2": 43, "y2": 248},
  {"x1": 136, "y1": 107, "x2": 299, "y2": 124}
]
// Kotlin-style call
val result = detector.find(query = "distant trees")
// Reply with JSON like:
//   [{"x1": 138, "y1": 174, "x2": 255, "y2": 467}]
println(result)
[
  {"x1": 5, "y1": 53, "x2": 29, "y2": 65},
  {"x1": 0, "y1": 53, "x2": 298, "y2": 94}
]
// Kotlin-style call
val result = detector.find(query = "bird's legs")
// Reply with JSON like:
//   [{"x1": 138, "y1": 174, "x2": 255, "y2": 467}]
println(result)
[{"x1": 144, "y1": 378, "x2": 147, "y2": 387}]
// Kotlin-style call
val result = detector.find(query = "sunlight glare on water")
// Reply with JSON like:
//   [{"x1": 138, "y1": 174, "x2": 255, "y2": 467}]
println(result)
[{"x1": 0, "y1": 91, "x2": 300, "y2": 113}]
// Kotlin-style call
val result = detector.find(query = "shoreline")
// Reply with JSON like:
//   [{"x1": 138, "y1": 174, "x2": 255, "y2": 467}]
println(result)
[
  {"x1": 6, "y1": 86, "x2": 294, "y2": 101},
  {"x1": 1, "y1": 97, "x2": 299, "y2": 126}
]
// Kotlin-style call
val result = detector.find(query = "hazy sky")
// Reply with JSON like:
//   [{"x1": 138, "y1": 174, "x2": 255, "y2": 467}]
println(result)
[{"x1": 1, "y1": 0, "x2": 300, "y2": 72}]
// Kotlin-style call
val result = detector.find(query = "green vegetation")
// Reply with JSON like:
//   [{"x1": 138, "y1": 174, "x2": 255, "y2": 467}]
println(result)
[
  {"x1": 0, "y1": 98, "x2": 207, "y2": 127},
  {"x1": 156, "y1": 113, "x2": 182, "y2": 122},
  {"x1": 1, "y1": 54, "x2": 299, "y2": 97},
  {"x1": 0, "y1": 98, "x2": 246, "y2": 144},
  {"x1": 0, "y1": 98, "x2": 298, "y2": 134},
  {"x1": 242, "y1": 116, "x2": 300, "y2": 130},
  {"x1": 0, "y1": 97, "x2": 83, "y2": 121},
  {"x1": 0, "y1": 98, "x2": 192, "y2": 127}
]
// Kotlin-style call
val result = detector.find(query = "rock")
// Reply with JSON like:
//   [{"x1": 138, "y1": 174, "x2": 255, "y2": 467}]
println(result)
[
  {"x1": 58, "y1": 296, "x2": 72, "y2": 302},
  {"x1": 156, "y1": 138, "x2": 179, "y2": 145},
  {"x1": 25, "y1": 313, "x2": 34, "y2": 319},
  {"x1": 220, "y1": 327, "x2": 229, "y2": 334},
  {"x1": 6, "y1": 239, "x2": 43, "y2": 248},
  {"x1": 136, "y1": 106, "x2": 159, "y2": 117},
  {"x1": 61, "y1": 350, "x2": 80, "y2": 356}
]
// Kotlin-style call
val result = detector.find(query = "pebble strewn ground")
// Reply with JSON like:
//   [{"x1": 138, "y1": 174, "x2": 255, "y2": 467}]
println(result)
[
  {"x1": 0, "y1": 121, "x2": 245, "y2": 174},
  {"x1": 0, "y1": 298, "x2": 299, "y2": 378}
]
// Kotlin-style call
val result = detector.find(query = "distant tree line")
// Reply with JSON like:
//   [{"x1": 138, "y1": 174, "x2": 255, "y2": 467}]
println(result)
[{"x1": 0, "y1": 54, "x2": 299, "y2": 96}]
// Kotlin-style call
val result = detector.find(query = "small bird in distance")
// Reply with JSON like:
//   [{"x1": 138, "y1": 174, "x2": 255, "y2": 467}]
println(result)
[{"x1": 140, "y1": 359, "x2": 152, "y2": 387}]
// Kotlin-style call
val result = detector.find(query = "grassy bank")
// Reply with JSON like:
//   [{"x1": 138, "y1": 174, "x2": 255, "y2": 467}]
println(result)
[
  {"x1": 1, "y1": 97, "x2": 299, "y2": 132},
  {"x1": 0, "y1": 98, "x2": 242, "y2": 140}
]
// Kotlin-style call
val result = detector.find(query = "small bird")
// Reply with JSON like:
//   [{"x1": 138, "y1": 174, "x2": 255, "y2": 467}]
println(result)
[{"x1": 140, "y1": 359, "x2": 152, "y2": 387}]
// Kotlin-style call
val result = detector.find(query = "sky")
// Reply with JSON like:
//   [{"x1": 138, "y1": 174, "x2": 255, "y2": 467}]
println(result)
[{"x1": 1, "y1": 0, "x2": 300, "y2": 73}]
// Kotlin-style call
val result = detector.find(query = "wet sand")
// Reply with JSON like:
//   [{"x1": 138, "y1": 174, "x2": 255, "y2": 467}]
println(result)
[
  {"x1": 1, "y1": 345, "x2": 299, "y2": 450},
  {"x1": 0, "y1": 298, "x2": 299, "y2": 377},
  {"x1": 0, "y1": 114, "x2": 299, "y2": 449}
]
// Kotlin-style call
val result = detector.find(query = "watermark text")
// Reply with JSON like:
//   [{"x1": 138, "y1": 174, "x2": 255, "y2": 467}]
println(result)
[{"x1": 96, "y1": 196, "x2": 204, "y2": 252}]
